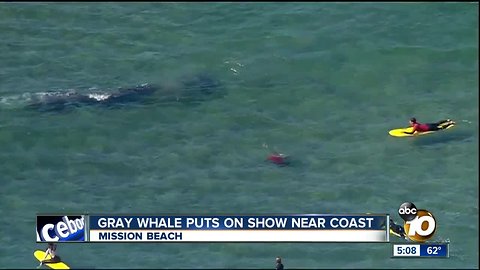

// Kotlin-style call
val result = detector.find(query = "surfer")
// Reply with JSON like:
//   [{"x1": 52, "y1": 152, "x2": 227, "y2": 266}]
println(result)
[
  {"x1": 403, "y1": 118, "x2": 455, "y2": 135},
  {"x1": 275, "y1": 257, "x2": 284, "y2": 270},
  {"x1": 37, "y1": 243, "x2": 61, "y2": 268},
  {"x1": 268, "y1": 152, "x2": 290, "y2": 166},
  {"x1": 389, "y1": 218, "x2": 406, "y2": 239}
]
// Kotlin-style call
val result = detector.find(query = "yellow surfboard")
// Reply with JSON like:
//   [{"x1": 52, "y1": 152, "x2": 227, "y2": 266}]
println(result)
[
  {"x1": 389, "y1": 123, "x2": 455, "y2": 137},
  {"x1": 390, "y1": 228, "x2": 404, "y2": 238},
  {"x1": 34, "y1": 250, "x2": 70, "y2": 269}
]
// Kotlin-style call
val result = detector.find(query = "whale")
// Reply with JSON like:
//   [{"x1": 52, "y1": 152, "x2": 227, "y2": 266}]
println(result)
[{"x1": 24, "y1": 73, "x2": 223, "y2": 112}]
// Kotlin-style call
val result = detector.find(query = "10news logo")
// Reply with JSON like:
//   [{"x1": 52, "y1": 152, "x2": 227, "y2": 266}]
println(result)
[{"x1": 398, "y1": 202, "x2": 436, "y2": 242}]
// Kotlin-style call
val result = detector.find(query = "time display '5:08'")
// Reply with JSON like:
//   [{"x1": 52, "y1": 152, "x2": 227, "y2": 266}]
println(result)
[{"x1": 393, "y1": 245, "x2": 421, "y2": 257}]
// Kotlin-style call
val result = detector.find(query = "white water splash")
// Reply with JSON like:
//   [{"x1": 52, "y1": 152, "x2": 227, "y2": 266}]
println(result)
[
  {"x1": 225, "y1": 59, "x2": 245, "y2": 76},
  {"x1": 88, "y1": 93, "x2": 111, "y2": 101},
  {"x1": 0, "y1": 93, "x2": 34, "y2": 107}
]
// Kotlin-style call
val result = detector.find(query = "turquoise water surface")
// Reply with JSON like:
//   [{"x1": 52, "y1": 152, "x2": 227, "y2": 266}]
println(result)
[{"x1": 0, "y1": 2, "x2": 478, "y2": 269}]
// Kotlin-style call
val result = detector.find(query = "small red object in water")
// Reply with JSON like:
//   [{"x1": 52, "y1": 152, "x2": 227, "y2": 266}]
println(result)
[{"x1": 267, "y1": 153, "x2": 289, "y2": 165}]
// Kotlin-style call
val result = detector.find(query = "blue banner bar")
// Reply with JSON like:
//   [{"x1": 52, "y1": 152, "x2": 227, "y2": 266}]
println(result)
[{"x1": 88, "y1": 214, "x2": 387, "y2": 230}]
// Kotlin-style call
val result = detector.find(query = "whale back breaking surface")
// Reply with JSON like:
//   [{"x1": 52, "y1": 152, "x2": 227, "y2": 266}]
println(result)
[{"x1": 23, "y1": 73, "x2": 224, "y2": 112}]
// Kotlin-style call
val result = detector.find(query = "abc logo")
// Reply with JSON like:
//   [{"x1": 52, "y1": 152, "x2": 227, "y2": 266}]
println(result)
[{"x1": 398, "y1": 202, "x2": 436, "y2": 242}]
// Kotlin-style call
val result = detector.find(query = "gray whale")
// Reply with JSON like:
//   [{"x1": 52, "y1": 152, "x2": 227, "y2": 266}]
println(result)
[{"x1": 25, "y1": 74, "x2": 223, "y2": 112}]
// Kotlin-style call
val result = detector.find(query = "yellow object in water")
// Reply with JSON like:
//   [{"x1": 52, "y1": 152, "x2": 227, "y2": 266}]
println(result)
[
  {"x1": 33, "y1": 250, "x2": 70, "y2": 269},
  {"x1": 390, "y1": 228, "x2": 403, "y2": 238},
  {"x1": 388, "y1": 123, "x2": 455, "y2": 137}
]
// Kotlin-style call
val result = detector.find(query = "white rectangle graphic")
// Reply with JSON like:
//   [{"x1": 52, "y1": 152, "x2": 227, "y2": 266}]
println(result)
[
  {"x1": 89, "y1": 230, "x2": 387, "y2": 242},
  {"x1": 392, "y1": 244, "x2": 421, "y2": 257}
]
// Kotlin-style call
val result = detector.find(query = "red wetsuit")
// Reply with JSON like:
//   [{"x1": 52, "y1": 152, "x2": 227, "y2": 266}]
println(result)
[
  {"x1": 412, "y1": 123, "x2": 430, "y2": 132},
  {"x1": 268, "y1": 154, "x2": 288, "y2": 165}
]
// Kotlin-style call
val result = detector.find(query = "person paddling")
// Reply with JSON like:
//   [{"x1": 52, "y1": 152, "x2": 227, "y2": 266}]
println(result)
[
  {"x1": 389, "y1": 218, "x2": 406, "y2": 239},
  {"x1": 403, "y1": 118, "x2": 455, "y2": 135},
  {"x1": 37, "y1": 243, "x2": 61, "y2": 268},
  {"x1": 268, "y1": 152, "x2": 289, "y2": 165}
]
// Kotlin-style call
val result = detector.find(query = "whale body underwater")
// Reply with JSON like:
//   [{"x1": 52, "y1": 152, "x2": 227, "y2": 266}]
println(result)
[{"x1": 25, "y1": 74, "x2": 223, "y2": 112}]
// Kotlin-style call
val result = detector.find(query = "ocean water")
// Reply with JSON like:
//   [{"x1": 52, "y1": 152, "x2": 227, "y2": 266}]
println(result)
[{"x1": 0, "y1": 2, "x2": 478, "y2": 269}]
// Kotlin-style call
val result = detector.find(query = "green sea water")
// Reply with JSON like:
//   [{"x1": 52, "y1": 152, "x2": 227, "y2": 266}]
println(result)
[{"x1": 0, "y1": 2, "x2": 478, "y2": 269}]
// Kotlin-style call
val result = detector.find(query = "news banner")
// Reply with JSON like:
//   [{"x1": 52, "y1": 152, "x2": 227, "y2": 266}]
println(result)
[{"x1": 35, "y1": 202, "x2": 449, "y2": 258}]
